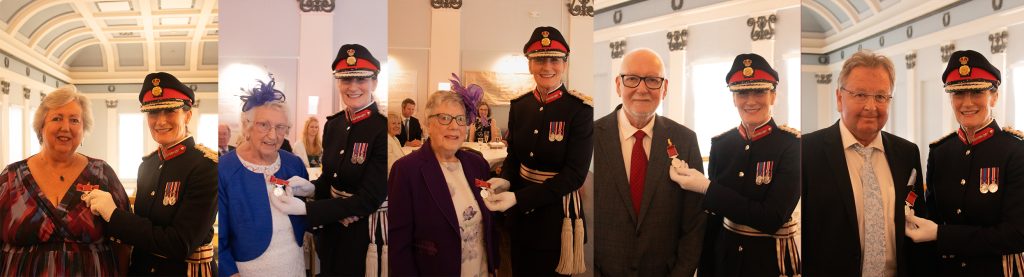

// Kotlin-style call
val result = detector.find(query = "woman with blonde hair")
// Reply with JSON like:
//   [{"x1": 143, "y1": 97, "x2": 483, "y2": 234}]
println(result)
[{"x1": 295, "y1": 117, "x2": 324, "y2": 168}]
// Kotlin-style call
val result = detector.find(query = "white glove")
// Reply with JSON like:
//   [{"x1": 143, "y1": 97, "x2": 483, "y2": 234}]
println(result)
[
  {"x1": 287, "y1": 176, "x2": 315, "y2": 197},
  {"x1": 269, "y1": 185, "x2": 307, "y2": 215},
  {"x1": 487, "y1": 178, "x2": 512, "y2": 194},
  {"x1": 84, "y1": 190, "x2": 118, "y2": 222},
  {"x1": 905, "y1": 214, "x2": 938, "y2": 242},
  {"x1": 341, "y1": 216, "x2": 361, "y2": 227},
  {"x1": 483, "y1": 191, "x2": 517, "y2": 212},
  {"x1": 669, "y1": 167, "x2": 710, "y2": 194}
]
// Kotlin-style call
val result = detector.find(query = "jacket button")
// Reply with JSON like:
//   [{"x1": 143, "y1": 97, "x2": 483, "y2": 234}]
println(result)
[
  {"x1": 738, "y1": 246, "x2": 743, "y2": 252},
  {"x1": 333, "y1": 173, "x2": 338, "y2": 178},
  {"x1": 150, "y1": 191, "x2": 155, "y2": 196},
  {"x1": 960, "y1": 179, "x2": 966, "y2": 185},
  {"x1": 150, "y1": 268, "x2": 155, "y2": 273},
  {"x1": 533, "y1": 129, "x2": 538, "y2": 134},
  {"x1": 738, "y1": 171, "x2": 745, "y2": 177},
  {"x1": 942, "y1": 255, "x2": 947, "y2": 259},
  {"x1": 966, "y1": 150, "x2": 971, "y2": 155},
  {"x1": 744, "y1": 145, "x2": 749, "y2": 151},
  {"x1": 539, "y1": 107, "x2": 544, "y2": 111},
  {"x1": 341, "y1": 150, "x2": 345, "y2": 155},
  {"x1": 956, "y1": 209, "x2": 961, "y2": 214},
  {"x1": 961, "y1": 262, "x2": 966, "y2": 267},
  {"x1": 529, "y1": 152, "x2": 534, "y2": 157}
]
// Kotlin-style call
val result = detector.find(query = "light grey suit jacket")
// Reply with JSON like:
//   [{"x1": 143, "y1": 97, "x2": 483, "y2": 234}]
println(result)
[{"x1": 593, "y1": 106, "x2": 707, "y2": 277}]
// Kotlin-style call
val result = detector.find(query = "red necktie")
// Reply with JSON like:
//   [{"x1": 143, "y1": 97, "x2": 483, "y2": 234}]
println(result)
[{"x1": 629, "y1": 130, "x2": 647, "y2": 217}]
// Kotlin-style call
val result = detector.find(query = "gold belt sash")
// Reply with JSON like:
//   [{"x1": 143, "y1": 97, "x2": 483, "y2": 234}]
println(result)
[
  {"x1": 186, "y1": 243, "x2": 214, "y2": 277},
  {"x1": 723, "y1": 218, "x2": 801, "y2": 276},
  {"x1": 520, "y1": 165, "x2": 557, "y2": 184}
]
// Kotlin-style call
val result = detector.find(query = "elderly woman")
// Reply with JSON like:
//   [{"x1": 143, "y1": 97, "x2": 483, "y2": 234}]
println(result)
[
  {"x1": 387, "y1": 112, "x2": 405, "y2": 175},
  {"x1": 218, "y1": 76, "x2": 312, "y2": 277},
  {"x1": 389, "y1": 77, "x2": 498, "y2": 275},
  {"x1": 0, "y1": 86, "x2": 131, "y2": 276},
  {"x1": 905, "y1": 50, "x2": 1024, "y2": 276},
  {"x1": 294, "y1": 117, "x2": 323, "y2": 168},
  {"x1": 469, "y1": 102, "x2": 501, "y2": 143}
]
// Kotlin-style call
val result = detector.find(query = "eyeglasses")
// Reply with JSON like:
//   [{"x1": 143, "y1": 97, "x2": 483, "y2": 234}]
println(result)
[
  {"x1": 840, "y1": 87, "x2": 893, "y2": 104},
  {"x1": 620, "y1": 75, "x2": 665, "y2": 89},
  {"x1": 253, "y1": 120, "x2": 291, "y2": 134},
  {"x1": 429, "y1": 113, "x2": 468, "y2": 126}
]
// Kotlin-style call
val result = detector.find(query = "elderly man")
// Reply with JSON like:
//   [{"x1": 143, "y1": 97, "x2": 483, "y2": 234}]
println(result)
[
  {"x1": 802, "y1": 50, "x2": 925, "y2": 276},
  {"x1": 482, "y1": 26, "x2": 594, "y2": 276},
  {"x1": 592, "y1": 48, "x2": 706, "y2": 276},
  {"x1": 218, "y1": 123, "x2": 234, "y2": 156}
]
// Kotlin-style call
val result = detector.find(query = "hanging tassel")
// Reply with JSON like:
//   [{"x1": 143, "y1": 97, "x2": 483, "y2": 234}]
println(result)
[
  {"x1": 366, "y1": 213, "x2": 379, "y2": 277},
  {"x1": 382, "y1": 210, "x2": 390, "y2": 277},
  {"x1": 555, "y1": 195, "x2": 574, "y2": 275},
  {"x1": 572, "y1": 191, "x2": 586, "y2": 274}
]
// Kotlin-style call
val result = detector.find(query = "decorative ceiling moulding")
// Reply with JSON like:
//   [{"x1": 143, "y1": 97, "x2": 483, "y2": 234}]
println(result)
[
  {"x1": 105, "y1": 100, "x2": 118, "y2": 108},
  {"x1": 610, "y1": 40, "x2": 627, "y2": 59},
  {"x1": 1, "y1": 81, "x2": 9, "y2": 95},
  {"x1": 297, "y1": 0, "x2": 335, "y2": 12},
  {"x1": 748, "y1": 14, "x2": 776, "y2": 41},
  {"x1": 194, "y1": 99, "x2": 202, "y2": 108},
  {"x1": 613, "y1": 10, "x2": 623, "y2": 24},
  {"x1": 818, "y1": 55, "x2": 829, "y2": 65},
  {"x1": 667, "y1": 29, "x2": 687, "y2": 51},
  {"x1": 940, "y1": 43, "x2": 956, "y2": 63},
  {"x1": 814, "y1": 0, "x2": 1020, "y2": 65},
  {"x1": 568, "y1": 0, "x2": 594, "y2": 17},
  {"x1": 431, "y1": 0, "x2": 462, "y2": 10},
  {"x1": 0, "y1": 50, "x2": 71, "y2": 86},
  {"x1": 815, "y1": 73, "x2": 832, "y2": 85},
  {"x1": 23, "y1": 88, "x2": 32, "y2": 100},
  {"x1": 905, "y1": 52, "x2": 917, "y2": 69},
  {"x1": 989, "y1": 30, "x2": 1007, "y2": 54}
]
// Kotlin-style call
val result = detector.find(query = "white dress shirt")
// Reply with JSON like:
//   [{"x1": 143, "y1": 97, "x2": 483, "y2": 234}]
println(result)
[
  {"x1": 839, "y1": 120, "x2": 896, "y2": 277},
  {"x1": 617, "y1": 109, "x2": 655, "y2": 180}
]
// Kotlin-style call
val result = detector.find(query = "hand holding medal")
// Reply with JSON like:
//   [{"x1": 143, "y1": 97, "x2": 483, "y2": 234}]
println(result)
[
  {"x1": 475, "y1": 179, "x2": 492, "y2": 199},
  {"x1": 667, "y1": 139, "x2": 689, "y2": 173}
]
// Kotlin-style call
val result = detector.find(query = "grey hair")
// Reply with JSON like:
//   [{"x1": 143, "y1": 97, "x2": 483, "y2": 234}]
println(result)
[
  {"x1": 33, "y1": 85, "x2": 92, "y2": 143},
  {"x1": 424, "y1": 90, "x2": 466, "y2": 117},
  {"x1": 838, "y1": 50, "x2": 896, "y2": 91},
  {"x1": 239, "y1": 101, "x2": 291, "y2": 140}
]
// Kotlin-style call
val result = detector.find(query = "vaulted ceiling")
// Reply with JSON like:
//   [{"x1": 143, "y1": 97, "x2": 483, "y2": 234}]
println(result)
[
  {"x1": 801, "y1": 0, "x2": 895, "y2": 36},
  {"x1": 0, "y1": 0, "x2": 217, "y2": 81}
]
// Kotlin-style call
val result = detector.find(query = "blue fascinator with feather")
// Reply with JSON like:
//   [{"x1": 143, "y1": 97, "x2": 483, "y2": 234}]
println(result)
[{"x1": 240, "y1": 74, "x2": 286, "y2": 112}]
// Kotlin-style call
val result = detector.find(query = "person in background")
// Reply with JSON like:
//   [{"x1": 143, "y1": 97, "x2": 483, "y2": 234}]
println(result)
[
  {"x1": 219, "y1": 123, "x2": 236, "y2": 156},
  {"x1": 469, "y1": 102, "x2": 501, "y2": 143},
  {"x1": 1, "y1": 85, "x2": 131, "y2": 276},
  {"x1": 294, "y1": 117, "x2": 324, "y2": 168},
  {"x1": 387, "y1": 112, "x2": 405, "y2": 175},
  {"x1": 399, "y1": 98, "x2": 424, "y2": 147}
]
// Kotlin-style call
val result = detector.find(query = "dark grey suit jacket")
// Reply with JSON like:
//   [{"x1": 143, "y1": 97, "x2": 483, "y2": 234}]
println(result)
[{"x1": 593, "y1": 106, "x2": 707, "y2": 277}]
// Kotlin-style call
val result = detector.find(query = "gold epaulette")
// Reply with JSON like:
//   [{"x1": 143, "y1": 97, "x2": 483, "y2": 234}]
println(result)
[
  {"x1": 567, "y1": 90, "x2": 594, "y2": 107},
  {"x1": 1003, "y1": 127, "x2": 1024, "y2": 140},
  {"x1": 778, "y1": 124, "x2": 801, "y2": 138},
  {"x1": 195, "y1": 144, "x2": 219, "y2": 164},
  {"x1": 930, "y1": 130, "x2": 957, "y2": 147}
]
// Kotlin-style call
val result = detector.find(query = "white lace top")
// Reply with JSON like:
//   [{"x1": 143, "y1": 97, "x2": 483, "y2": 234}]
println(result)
[{"x1": 236, "y1": 155, "x2": 305, "y2": 277}]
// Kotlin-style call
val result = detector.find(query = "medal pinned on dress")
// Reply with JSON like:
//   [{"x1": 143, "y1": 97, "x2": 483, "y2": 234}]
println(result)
[
  {"x1": 75, "y1": 182, "x2": 100, "y2": 193},
  {"x1": 351, "y1": 142, "x2": 368, "y2": 164},
  {"x1": 163, "y1": 181, "x2": 180, "y2": 206},
  {"x1": 270, "y1": 176, "x2": 289, "y2": 196},
  {"x1": 475, "y1": 179, "x2": 492, "y2": 199},
  {"x1": 755, "y1": 161, "x2": 774, "y2": 185},
  {"x1": 980, "y1": 167, "x2": 999, "y2": 194},
  {"x1": 549, "y1": 121, "x2": 565, "y2": 142}
]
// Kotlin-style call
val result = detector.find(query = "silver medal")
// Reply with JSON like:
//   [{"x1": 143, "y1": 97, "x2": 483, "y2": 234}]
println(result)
[
  {"x1": 480, "y1": 189, "x2": 491, "y2": 199},
  {"x1": 274, "y1": 185, "x2": 285, "y2": 196}
]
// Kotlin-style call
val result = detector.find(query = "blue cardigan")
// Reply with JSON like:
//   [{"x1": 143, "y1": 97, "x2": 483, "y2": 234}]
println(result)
[{"x1": 218, "y1": 150, "x2": 308, "y2": 276}]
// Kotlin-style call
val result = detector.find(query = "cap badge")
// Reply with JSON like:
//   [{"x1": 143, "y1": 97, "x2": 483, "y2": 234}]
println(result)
[
  {"x1": 541, "y1": 30, "x2": 551, "y2": 47},
  {"x1": 958, "y1": 56, "x2": 971, "y2": 77},
  {"x1": 152, "y1": 78, "x2": 163, "y2": 97},
  {"x1": 742, "y1": 59, "x2": 754, "y2": 77},
  {"x1": 346, "y1": 48, "x2": 357, "y2": 66}
]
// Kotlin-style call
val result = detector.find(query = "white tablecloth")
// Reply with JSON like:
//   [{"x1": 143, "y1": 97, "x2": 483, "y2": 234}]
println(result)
[{"x1": 402, "y1": 142, "x2": 507, "y2": 169}]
